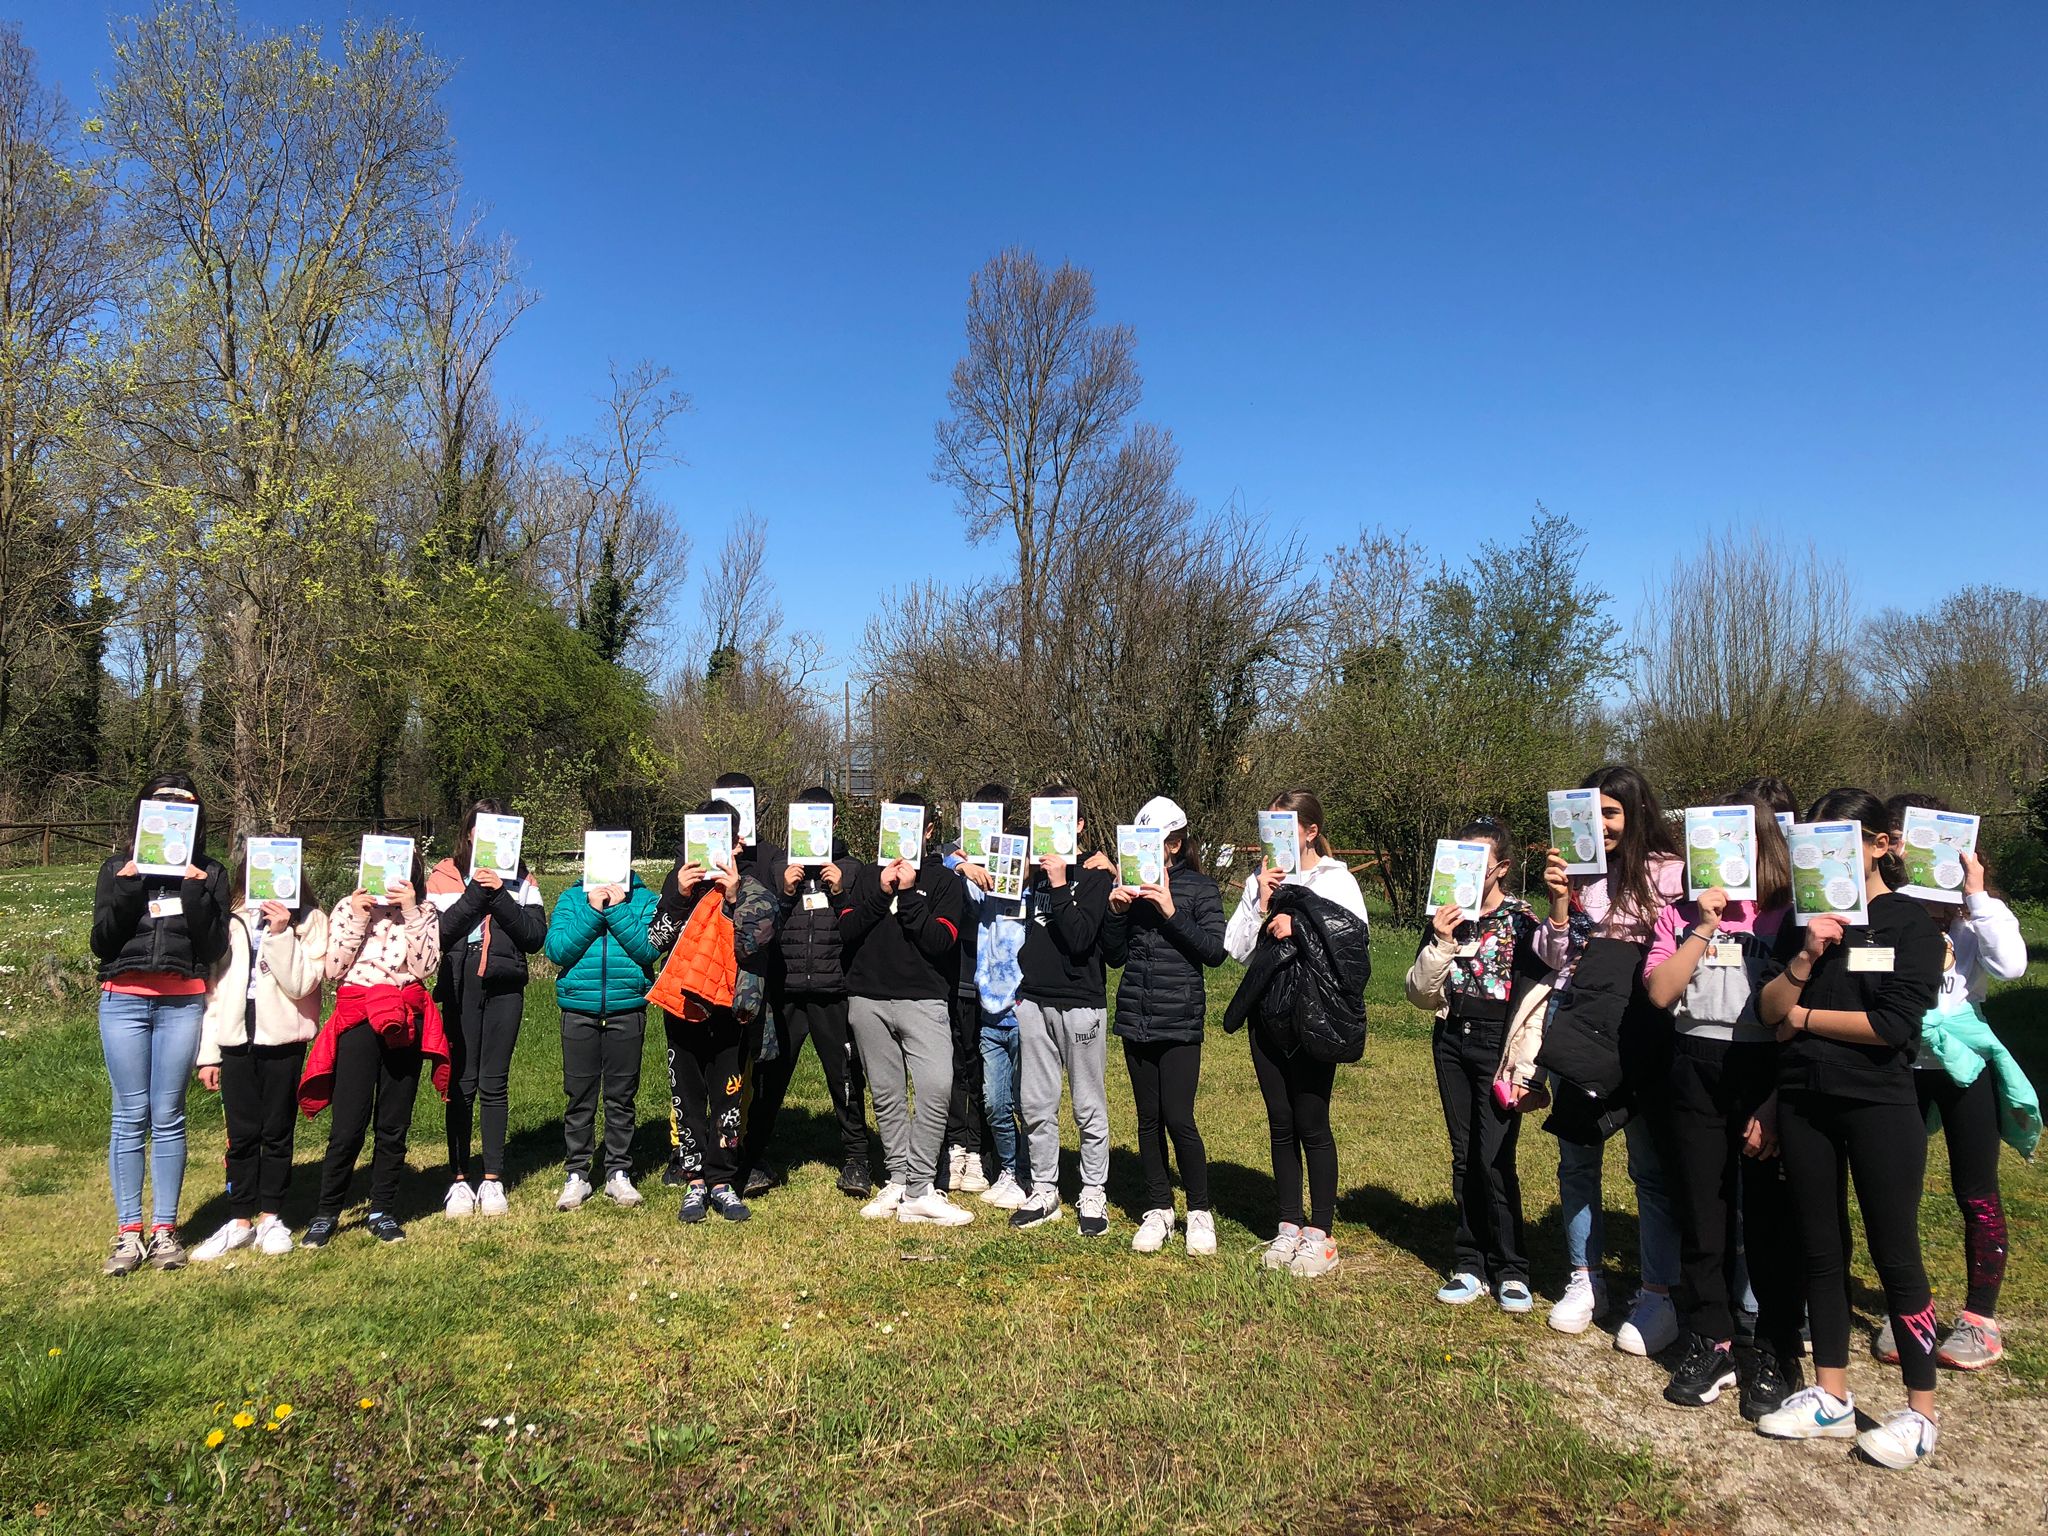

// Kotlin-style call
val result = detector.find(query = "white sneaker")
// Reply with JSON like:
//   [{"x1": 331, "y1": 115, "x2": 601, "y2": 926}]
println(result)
[
  {"x1": 1008, "y1": 1189, "x2": 1062, "y2": 1229},
  {"x1": 1076, "y1": 1185, "x2": 1109, "y2": 1238},
  {"x1": 477, "y1": 1179, "x2": 510, "y2": 1217},
  {"x1": 1185, "y1": 1209, "x2": 1217, "y2": 1257},
  {"x1": 603, "y1": 1171, "x2": 643, "y2": 1207},
  {"x1": 948, "y1": 1145, "x2": 990, "y2": 1194},
  {"x1": 190, "y1": 1220, "x2": 255, "y2": 1263},
  {"x1": 1289, "y1": 1228, "x2": 1340, "y2": 1278},
  {"x1": 443, "y1": 1179, "x2": 477, "y2": 1219},
  {"x1": 1262, "y1": 1222, "x2": 1303, "y2": 1270},
  {"x1": 1756, "y1": 1384, "x2": 1857, "y2": 1441},
  {"x1": 899, "y1": 1191, "x2": 975, "y2": 1226},
  {"x1": 1547, "y1": 1270, "x2": 1609, "y2": 1335},
  {"x1": 980, "y1": 1170, "x2": 1028, "y2": 1209},
  {"x1": 1132, "y1": 1208, "x2": 1175, "y2": 1254},
  {"x1": 1615, "y1": 1289, "x2": 1679, "y2": 1356},
  {"x1": 861, "y1": 1181, "x2": 906, "y2": 1220},
  {"x1": 557, "y1": 1173, "x2": 595, "y2": 1211},
  {"x1": 1857, "y1": 1407, "x2": 1939, "y2": 1469},
  {"x1": 253, "y1": 1216, "x2": 294, "y2": 1256}
]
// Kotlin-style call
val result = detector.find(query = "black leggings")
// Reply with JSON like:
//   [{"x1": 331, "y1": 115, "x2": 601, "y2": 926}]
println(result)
[
  {"x1": 316, "y1": 1025, "x2": 422, "y2": 1217},
  {"x1": 444, "y1": 979, "x2": 524, "y2": 1181},
  {"x1": 219, "y1": 1039, "x2": 306, "y2": 1220},
  {"x1": 740, "y1": 994, "x2": 871, "y2": 1172},
  {"x1": 1431, "y1": 1014, "x2": 1526, "y2": 1286},
  {"x1": 1123, "y1": 1038, "x2": 1209, "y2": 1212},
  {"x1": 1249, "y1": 1022, "x2": 1336, "y2": 1232},
  {"x1": 944, "y1": 990, "x2": 987, "y2": 1160},
  {"x1": 1778, "y1": 1089, "x2": 1937, "y2": 1393},
  {"x1": 1917, "y1": 1069, "x2": 2007, "y2": 1317}
]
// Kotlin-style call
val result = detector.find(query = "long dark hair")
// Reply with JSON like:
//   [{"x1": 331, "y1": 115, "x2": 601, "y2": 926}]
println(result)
[
  {"x1": 1455, "y1": 814, "x2": 1518, "y2": 895},
  {"x1": 123, "y1": 771, "x2": 208, "y2": 862},
  {"x1": 1808, "y1": 787, "x2": 1904, "y2": 892},
  {"x1": 1583, "y1": 764, "x2": 1679, "y2": 929},
  {"x1": 452, "y1": 797, "x2": 520, "y2": 876},
  {"x1": 1728, "y1": 793, "x2": 1790, "y2": 913},
  {"x1": 1269, "y1": 788, "x2": 1332, "y2": 858},
  {"x1": 1734, "y1": 775, "x2": 1799, "y2": 819}
]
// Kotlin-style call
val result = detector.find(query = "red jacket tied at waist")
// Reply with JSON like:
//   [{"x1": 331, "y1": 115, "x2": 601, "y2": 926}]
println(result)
[{"x1": 298, "y1": 982, "x2": 453, "y2": 1118}]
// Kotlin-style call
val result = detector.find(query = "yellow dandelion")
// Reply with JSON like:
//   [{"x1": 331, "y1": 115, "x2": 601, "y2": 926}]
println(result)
[
  {"x1": 46, "y1": 1347, "x2": 61, "y2": 1358},
  {"x1": 357, "y1": 1397, "x2": 376, "y2": 1410},
  {"x1": 205, "y1": 1428, "x2": 225, "y2": 1450},
  {"x1": 232, "y1": 1411, "x2": 255, "y2": 1429},
  {"x1": 274, "y1": 1403, "x2": 293, "y2": 1419},
  {"x1": 263, "y1": 1420, "x2": 280, "y2": 1433}
]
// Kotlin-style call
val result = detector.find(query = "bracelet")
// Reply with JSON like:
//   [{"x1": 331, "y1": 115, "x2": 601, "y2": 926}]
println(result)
[{"x1": 1786, "y1": 961, "x2": 1812, "y2": 985}]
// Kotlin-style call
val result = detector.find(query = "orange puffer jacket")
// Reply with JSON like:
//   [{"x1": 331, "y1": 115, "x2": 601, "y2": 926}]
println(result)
[{"x1": 647, "y1": 893, "x2": 737, "y2": 1020}]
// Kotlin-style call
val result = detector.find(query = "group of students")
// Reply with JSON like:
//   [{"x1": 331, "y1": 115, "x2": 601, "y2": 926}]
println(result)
[
  {"x1": 84, "y1": 764, "x2": 2032, "y2": 1471},
  {"x1": 1408, "y1": 767, "x2": 2037, "y2": 1473}
]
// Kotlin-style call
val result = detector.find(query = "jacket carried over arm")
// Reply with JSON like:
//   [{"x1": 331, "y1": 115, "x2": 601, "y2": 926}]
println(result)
[
  {"x1": 648, "y1": 872, "x2": 782, "y2": 1022},
  {"x1": 1223, "y1": 884, "x2": 1373, "y2": 1064},
  {"x1": 91, "y1": 854, "x2": 233, "y2": 982}
]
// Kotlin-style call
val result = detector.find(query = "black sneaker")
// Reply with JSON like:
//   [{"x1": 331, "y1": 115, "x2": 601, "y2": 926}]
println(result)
[
  {"x1": 1009, "y1": 1192, "x2": 1062, "y2": 1230},
  {"x1": 677, "y1": 1183, "x2": 708, "y2": 1224},
  {"x1": 366, "y1": 1213, "x2": 406, "y2": 1244},
  {"x1": 662, "y1": 1150, "x2": 690, "y2": 1188},
  {"x1": 836, "y1": 1160, "x2": 873, "y2": 1198},
  {"x1": 708, "y1": 1185, "x2": 751, "y2": 1223},
  {"x1": 742, "y1": 1164, "x2": 775, "y2": 1199},
  {"x1": 1739, "y1": 1344, "x2": 1802, "y2": 1423},
  {"x1": 1663, "y1": 1334, "x2": 1737, "y2": 1407},
  {"x1": 301, "y1": 1214, "x2": 339, "y2": 1249}
]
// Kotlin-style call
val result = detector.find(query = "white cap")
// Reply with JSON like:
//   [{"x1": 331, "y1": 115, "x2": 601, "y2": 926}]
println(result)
[{"x1": 1135, "y1": 796, "x2": 1188, "y2": 835}]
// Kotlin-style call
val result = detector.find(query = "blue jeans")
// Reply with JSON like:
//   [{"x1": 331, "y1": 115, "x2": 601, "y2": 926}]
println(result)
[
  {"x1": 1556, "y1": 1118, "x2": 1681, "y2": 1287},
  {"x1": 99, "y1": 991, "x2": 206, "y2": 1229},
  {"x1": 979, "y1": 1015, "x2": 1028, "y2": 1183}
]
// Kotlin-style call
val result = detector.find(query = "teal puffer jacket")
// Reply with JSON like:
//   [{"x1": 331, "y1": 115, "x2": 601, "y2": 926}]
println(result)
[{"x1": 546, "y1": 874, "x2": 661, "y2": 1016}]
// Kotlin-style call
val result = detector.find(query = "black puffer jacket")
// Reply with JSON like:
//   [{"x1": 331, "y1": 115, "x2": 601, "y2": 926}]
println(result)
[
  {"x1": 430, "y1": 859, "x2": 548, "y2": 995},
  {"x1": 1104, "y1": 861, "x2": 1227, "y2": 1044},
  {"x1": 1223, "y1": 885, "x2": 1372, "y2": 1064},
  {"x1": 91, "y1": 855, "x2": 233, "y2": 982},
  {"x1": 780, "y1": 846, "x2": 861, "y2": 997}
]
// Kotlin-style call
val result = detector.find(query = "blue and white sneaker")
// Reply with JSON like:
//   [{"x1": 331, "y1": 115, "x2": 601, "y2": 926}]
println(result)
[
  {"x1": 1857, "y1": 1408, "x2": 1938, "y2": 1469},
  {"x1": 1496, "y1": 1279, "x2": 1535, "y2": 1314},
  {"x1": 1756, "y1": 1384, "x2": 1857, "y2": 1441},
  {"x1": 1435, "y1": 1272, "x2": 1489, "y2": 1306}
]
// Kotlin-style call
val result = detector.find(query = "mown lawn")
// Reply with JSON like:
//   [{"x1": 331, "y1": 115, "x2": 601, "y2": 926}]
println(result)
[{"x1": 1, "y1": 862, "x2": 2043, "y2": 1534}]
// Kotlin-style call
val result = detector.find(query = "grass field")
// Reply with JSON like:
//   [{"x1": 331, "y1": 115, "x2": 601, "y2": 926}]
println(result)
[{"x1": 1, "y1": 863, "x2": 2044, "y2": 1534}]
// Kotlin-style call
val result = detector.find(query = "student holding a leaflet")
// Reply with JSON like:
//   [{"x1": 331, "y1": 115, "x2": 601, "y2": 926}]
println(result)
[
  {"x1": 1756, "y1": 789, "x2": 1945, "y2": 1468},
  {"x1": 91, "y1": 772, "x2": 233, "y2": 1274},
  {"x1": 428, "y1": 800, "x2": 547, "y2": 1218}
]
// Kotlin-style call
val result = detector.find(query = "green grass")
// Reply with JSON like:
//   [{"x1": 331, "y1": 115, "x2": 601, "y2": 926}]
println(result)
[{"x1": 1, "y1": 862, "x2": 2044, "y2": 1533}]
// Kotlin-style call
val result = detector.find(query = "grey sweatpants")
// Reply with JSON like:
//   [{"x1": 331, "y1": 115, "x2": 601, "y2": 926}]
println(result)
[
  {"x1": 1016, "y1": 999, "x2": 1110, "y2": 1196},
  {"x1": 848, "y1": 997, "x2": 953, "y2": 1198}
]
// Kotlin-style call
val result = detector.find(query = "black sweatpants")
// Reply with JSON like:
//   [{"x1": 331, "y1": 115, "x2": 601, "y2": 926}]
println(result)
[
  {"x1": 561, "y1": 1008, "x2": 645, "y2": 1179},
  {"x1": 316, "y1": 1024, "x2": 423, "y2": 1216},
  {"x1": 219, "y1": 1037, "x2": 306, "y2": 1220},
  {"x1": 1666, "y1": 1035, "x2": 1801, "y2": 1355},
  {"x1": 1917, "y1": 1068, "x2": 2008, "y2": 1316},
  {"x1": 1778, "y1": 1088, "x2": 1937, "y2": 1393},
  {"x1": 1124, "y1": 1037, "x2": 1209, "y2": 1212},
  {"x1": 740, "y1": 993, "x2": 871, "y2": 1172},
  {"x1": 1249, "y1": 1021, "x2": 1337, "y2": 1232},
  {"x1": 443, "y1": 977, "x2": 524, "y2": 1182},
  {"x1": 668, "y1": 1009, "x2": 747, "y2": 1188},
  {"x1": 1431, "y1": 1013, "x2": 1527, "y2": 1286},
  {"x1": 944, "y1": 988, "x2": 987, "y2": 1164}
]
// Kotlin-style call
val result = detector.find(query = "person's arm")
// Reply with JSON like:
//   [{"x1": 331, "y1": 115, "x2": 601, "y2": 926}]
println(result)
[
  {"x1": 268, "y1": 909, "x2": 329, "y2": 1001},
  {"x1": 1758, "y1": 913, "x2": 1817, "y2": 1026},
  {"x1": 1644, "y1": 893, "x2": 1722, "y2": 1011},
  {"x1": 730, "y1": 878, "x2": 781, "y2": 961},
  {"x1": 1404, "y1": 931, "x2": 1456, "y2": 1012},
  {"x1": 1223, "y1": 877, "x2": 1263, "y2": 962},
  {"x1": 437, "y1": 881, "x2": 492, "y2": 945},
  {"x1": 603, "y1": 886, "x2": 663, "y2": 971},
  {"x1": 545, "y1": 887, "x2": 605, "y2": 970},
  {"x1": 182, "y1": 861, "x2": 234, "y2": 964},
  {"x1": 403, "y1": 898, "x2": 442, "y2": 979},
  {"x1": 1162, "y1": 875, "x2": 1229, "y2": 967},
  {"x1": 1962, "y1": 891, "x2": 2028, "y2": 982},
  {"x1": 836, "y1": 867, "x2": 892, "y2": 951},
  {"x1": 896, "y1": 869, "x2": 963, "y2": 962},
  {"x1": 1101, "y1": 902, "x2": 1132, "y2": 968},
  {"x1": 494, "y1": 875, "x2": 549, "y2": 954},
  {"x1": 1532, "y1": 855, "x2": 1575, "y2": 969},
  {"x1": 1043, "y1": 869, "x2": 1108, "y2": 953},
  {"x1": 89, "y1": 859, "x2": 148, "y2": 959}
]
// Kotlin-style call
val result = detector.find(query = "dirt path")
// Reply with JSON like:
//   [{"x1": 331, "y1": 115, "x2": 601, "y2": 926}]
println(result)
[{"x1": 1531, "y1": 1322, "x2": 2048, "y2": 1536}]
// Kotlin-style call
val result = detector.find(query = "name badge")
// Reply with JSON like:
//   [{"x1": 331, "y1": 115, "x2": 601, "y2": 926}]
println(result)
[
  {"x1": 148, "y1": 895, "x2": 183, "y2": 921},
  {"x1": 802, "y1": 891, "x2": 828, "y2": 911},
  {"x1": 1848, "y1": 947, "x2": 1895, "y2": 973},
  {"x1": 1706, "y1": 942, "x2": 1743, "y2": 968}
]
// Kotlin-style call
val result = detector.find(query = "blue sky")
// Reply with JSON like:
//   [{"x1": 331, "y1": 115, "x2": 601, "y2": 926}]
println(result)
[{"x1": 19, "y1": 3, "x2": 2047, "y2": 684}]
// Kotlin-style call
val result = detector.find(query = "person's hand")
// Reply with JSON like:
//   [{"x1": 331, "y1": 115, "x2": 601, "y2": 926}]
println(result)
[
  {"x1": 1257, "y1": 863, "x2": 1284, "y2": 909},
  {"x1": 1542, "y1": 849, "x2": 1571, "y2": 912},
  {"x1": 183, "y1": 863, "x2": 208, "y2": 882},
  {"x1": 782, "y1": 864, "x2": 804, "y2": 897},
  {"x1": 713, "y1": 855, "x2": 741, "y2": 899},
  {"x1": 1268, "y1": 912, "x2": 1295, "y2": 941},
  {"x1": 1108, "y1": 885, "x2": 1135, "y2": 911},
  {"x1": 881, "y1": 858, "x2": 915, "y2": 894},
  {"x1": 387, "y1": 879, "x2": 418, "y2": 915},
  {"x1": 1430, "y1": 903, "x2": 1463, "y2": 943},
  {"x1": 1083, "y1": 850, "x2": 1115, "y2": 876},
  {"x1": 198, "y1": 1065, "x2": 220, "y2": 1092},
  {"x1": 259, "y1": 900, "x2": 292, "y2": 934},
  {"x1": 821, "y1": 861, "x2": 845, "y2": 895},
  {"x1": 473, "y1": 868, "x2": 504, "y2": 892},
  {"x1": 1961, "y1": 849, "x2": 1986, "y2": 896},
  {"x1": 1695, "y1": 887, "x2": 1728, "y2": 933},
  {"x1": 350, "y1": 890, "x2": 376, "y2": 919},
  {"x1": 1039, "y1": 854, "x2": 1068, "y2": 889},
  {"x1": 1742, "y1": 1097, "x2": 1780, "y2": 1159},
  {"x1": 1140, "y1": 881, "x2": 1175, "y2": 917},
  {"x1": 1802, "y1": 914, "x2": 1844, "y2": 961},
  {"x1": 675, "y1": 861, "x2": 708, "y2": 892},
  {"x1": 958, "y1": 860, "x2": 995, "y2": 893},
  {"x1": 117, "y1": 858, "x2": 140, "y2": 879}
]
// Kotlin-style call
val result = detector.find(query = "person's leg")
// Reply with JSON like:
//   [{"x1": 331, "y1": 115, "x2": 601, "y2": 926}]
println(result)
[
  {"x1": 1288, "y1": 1052, "x2": 1339, "y2": 1234},
  {"x1": 897, "y1": 999, "x2": 955, "y2": 1199},
  {"x1": 1932, "y1": 1070, "x2": 2008, "y2": 1318},
  {"x1": 805, "y1": 997, "x2": 870, "y2": 1168},
  {"x1": 1248, "y1": 1021, "x2": 1304, "y2": 1227},
  {"x1": 1555, "y1": 1137, "x2": 1605, "y2": 1274},
  {"x1": 98, "y1": 992, "x2": 152, "y2": 1231},
  {"x1": 218, "y1": 1042, "x2": 263, "y2": 1223},
  {"x1": 1776, "y1": 1092, "x2": 1854, "y2": 1384},
  {"x1": 1061, "y1": 1007, "x2": 1112, "y2": 1193},
  {"x1": 1015, "y1": 1000, "x2": 1065, "y2": 1199},
  {"x1": 1124, "y1": 1039, "x2": 1172, "y2": 1212},
  {"x1": 316, "y1": 1025, "x2": 382, "y2": 1214},
  {"x1": 560, "y1": 1009, "x2": 602, "y2": 1179},
  {"x1": 701, "y1": 1016, "x2": 747, "y2": 1189},
  {"x1": 1666, "y1": 1040, "x2": 1738, "y2": 1340},
  {"x1": 1158, "y1": 1039, "x2": 1209, "y2": 1213},
  {"x1": 368, "y1": 1043, "x2": 423, "y2": 1215},
  {"x1": 848, "y1": 998, "x2": 912, "y2": 1189},
  {"x1": 1843, "y1": 1098, "x2": 1938, "y2": 1406},
  {"x1": 599, "y1": 1011, "x2": 645, "y2": 1177},
  {"x1": 1624, "y1": 1111, "x2": 1682, "y2": 1293},
  {"x1": 943, "y1": 990, "x2": 984, "y2": 1161},
  {"x1": 740, "y1": 1001, "x2": 803, "y2": 1175},
  {"x1": 444, "y1": 975, "x2": 482, "y2": 1182},
  {"x1": 254, "y1": 1044, "x2": 303, "y2": 1217},
  {"x1": 477, "y1": 988, "x2": 523, "y2": 1182},
  {"x1": 1465, "y1": 1023, "x2": 1526, "y2": 1284},
  {"x1": 980, "y1": 1022, "x2": 1023, "y2": 1180},
  {"x1": 144, "y1": 998, "x2": 205, "y2": 1228},
  {"x1": 1431, "y1": 1021, "x2": 1484, "y2": 1278},
  {"x1": 662, "y1": 1013, "x2": 696, "y2": 1177}
]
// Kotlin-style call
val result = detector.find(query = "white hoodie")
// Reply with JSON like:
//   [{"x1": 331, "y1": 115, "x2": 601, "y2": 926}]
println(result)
[
  {"x1": 198, "y1": 906, "x2": 329, "y2": 1065},
  {"x1": 1224, "y1": 853, "x2": 1369, "y2": 963}
]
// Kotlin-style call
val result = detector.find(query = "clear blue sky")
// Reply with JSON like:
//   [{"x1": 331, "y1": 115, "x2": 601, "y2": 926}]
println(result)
[{"x1": 19, "y1": 3, "x2": 2048, "y2": 685}]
